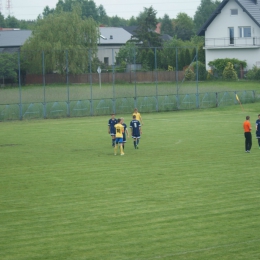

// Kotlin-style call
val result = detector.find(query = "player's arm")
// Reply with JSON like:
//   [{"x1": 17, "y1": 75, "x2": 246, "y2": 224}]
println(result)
[
  {"x1": 108, "y1": 124, "x2": 110, "y2": 134},
  {"x1": 140, "y1": 114, "x2": 144, "y2": 125}
]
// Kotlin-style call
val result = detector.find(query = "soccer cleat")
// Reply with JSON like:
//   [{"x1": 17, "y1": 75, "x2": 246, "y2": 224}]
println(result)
[
  {"x1": 120, "y1": 153, "x2": 124, "y2": 156},
  {"x1": 136, "y1": 145, "x2": 139, "y2": 149}
]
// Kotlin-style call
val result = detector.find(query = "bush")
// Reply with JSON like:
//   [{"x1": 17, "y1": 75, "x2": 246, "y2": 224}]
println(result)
[
  {"x1": 246, "y1": 65, "x2": 260, "y2": 80},
  {"x1": 222, "y1": 62, "x2": 238, "y2": 81},
  {"x1": 184, "y1": 67, "x2": 195, "y2": 81},
  {"x1": 191, "y1": 61, "x2": 207, "y2": 80},
  {"x1": 208, "y1": 58, "x2": 247, "y2": 79}
]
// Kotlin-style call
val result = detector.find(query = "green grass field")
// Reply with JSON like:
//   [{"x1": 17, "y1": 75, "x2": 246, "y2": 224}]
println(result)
[
  {"x1": 1, "y1": 104, "x2": 260, "y2": 259},
  {"x1": 1, "y1": 80, "x2": 260, "y2": 104}
]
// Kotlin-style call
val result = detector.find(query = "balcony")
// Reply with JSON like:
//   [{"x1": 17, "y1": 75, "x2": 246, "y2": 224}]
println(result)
[{"x1": 204, "y1": 37, "x2": 260, "y2": 49}]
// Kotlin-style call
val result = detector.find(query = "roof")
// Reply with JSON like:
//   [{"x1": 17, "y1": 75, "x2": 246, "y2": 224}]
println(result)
[
  {"x1": 197, "y1": 0, "x2": 260, "y2": 36},
  {"x1": 0, "y1": 30, "x2": 32, "y2": 47},
  {"x1": 160, "y1": 34, "x2": 172, "y2": 41},
  {"x1": 98, "y1": 27, "x2": 133, "y2": 45},
  {"x1": 122, "y1": 26, "x2": 138, "y2": 35}
]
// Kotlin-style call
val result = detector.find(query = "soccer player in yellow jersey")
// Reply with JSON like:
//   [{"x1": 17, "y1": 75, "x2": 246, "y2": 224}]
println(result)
[
  {"x1": 133, "y1": 108, "x2": 143, "y2": 125},
  {"x1": 114, "y1": 118, "x2": 125, "y2": 156}
]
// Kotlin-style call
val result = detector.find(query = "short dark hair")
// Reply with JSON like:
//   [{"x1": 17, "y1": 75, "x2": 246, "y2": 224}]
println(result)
[
  {"x1": 258, "y1": 114, "x2": 260, "y2": 117},
  {"x1": 246, "y1": 116, "x2": 250, "y2": 120},
  {"x1": 117, "y1": 118, "x2": 121, "y2": 123},
  {"x1": 133, "y1": 115, "x2": 136, "y2": 118}
]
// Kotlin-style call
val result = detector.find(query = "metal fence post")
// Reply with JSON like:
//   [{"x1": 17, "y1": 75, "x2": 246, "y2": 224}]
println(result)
[
  {"x1": 18, "y1": 50, "x2": 22, "y2": 120},
  {"x1": 176, "y1": 47, "x2": 179, "y2": 109},
  {"x1": 154, "y1": 47, "x2": 158, "y2": 112},
  {"x1": 89, "y1": 49, "x2": 93, "y2": 116},
  {"x1": 66, "y1": 50, "x2": 70, "y2": 117},
  {"x1": 42, "y1": 50, "x2": 46, "y2": 119},
  {"x1": 196, "y1": 47, "x2": 199, "y2": 108},
  {"x1": 112, "y1": 48, "x2": 115, "y2": 113},
  {"x1": 134, "y1": 46, "x2": 137, "y2": 108}
]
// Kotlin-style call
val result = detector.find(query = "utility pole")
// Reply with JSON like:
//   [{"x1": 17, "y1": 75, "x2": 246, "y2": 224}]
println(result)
[{"x1": 6, "y1": 0, "x2": 12, "y2": 16}]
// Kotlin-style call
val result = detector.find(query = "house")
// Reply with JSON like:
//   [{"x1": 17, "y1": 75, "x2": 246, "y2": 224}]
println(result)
[
  {"x1": 197, "y1": 0, "x2": 260, "y2": 70},
  {"x1": 0, "y1": 29, "x2": 32, "y2": 53},
  {"x1": 98, "y1": 27, "x2": 133, "y2": 66}
]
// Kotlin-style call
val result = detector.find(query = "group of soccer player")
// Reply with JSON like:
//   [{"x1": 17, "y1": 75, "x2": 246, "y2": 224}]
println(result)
[{"x1": 108, "y1": 108, "x2": 143, "y2": 156}]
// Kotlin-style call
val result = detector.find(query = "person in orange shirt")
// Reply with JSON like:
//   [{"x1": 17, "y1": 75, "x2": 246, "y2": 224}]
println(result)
[{"x1": 243, "y1": 115, "x2": 252, "y2": 153}]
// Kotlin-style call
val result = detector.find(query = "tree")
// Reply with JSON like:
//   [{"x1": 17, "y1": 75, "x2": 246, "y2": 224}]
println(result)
[
  {"x1": 173, "y1": 13, "x2": 195, "y2": 41},
  {"x1": 0, "y1": 53, "x2": 18, "y2": 85},
  {"x1": 184, "y1": 48, "x2": 191, "y2": 66},
  {"x1": 21, "y1": 7, "x2": 98, "y2": 75},
  {"x1": 0, "y1": 12, "x2": 6, "y2": 27},
  {"x1": 97, "y1": 5, "x2": 109, "y2": 25},
  {"x1": 5, "y1": 15, "x2": 20, "y2": 28},
  {"x1": 115, "y1": 42, "x2": 136, "y2": 65},
  {"x1": 42, "y1": 6, "x2": 55, "y2": 18},
  {"x1": 55, "y1": 0, "x2": 99, "y2": 21},
  {"x1": 160, "y1": 14, "x2": 174, "y2": 36},
  {"x1": 194, "y1": 0, "x2": 220, "y2": 32},
  {"x1": 128, "y1": 16, "x2": 138, "y2": 26},
  {"x1": 132, "y1": 6, "x2": 162, "y2": 48},
  {"x1": 109, "y1": 15, "x2": 128, "y2": 27}
]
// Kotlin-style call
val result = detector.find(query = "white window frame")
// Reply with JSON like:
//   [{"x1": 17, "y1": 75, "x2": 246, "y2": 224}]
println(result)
[
  {"x1": 230, "y1": 9, "x2": 238, "y2": 15},
  {"x1": 239, "y1": 27, "x2": 251, "y2": 38}
]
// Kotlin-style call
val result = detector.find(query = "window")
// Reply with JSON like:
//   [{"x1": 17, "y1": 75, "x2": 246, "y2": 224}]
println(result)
[
  {"x1": 239, "y1": 27, "x2": 251, "y2": 37},
  {"x1": 104, "y1": 57, "x2": 109, "y2": 65},
  {"x1": 229, "y1": 27, "x2": 234, "y2": 44},
  {"x1": 231, "y1": 9, "x2": 238, "y2": 15}
]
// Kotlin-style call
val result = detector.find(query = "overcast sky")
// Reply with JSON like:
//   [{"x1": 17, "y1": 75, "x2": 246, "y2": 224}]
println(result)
[{"x1": 5, "y1": 0, "x2": 201, "y2": 21}]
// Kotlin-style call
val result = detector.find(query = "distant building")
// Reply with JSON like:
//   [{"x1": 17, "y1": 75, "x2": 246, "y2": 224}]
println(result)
[{"x1": 0, "y1": 29, "x2": 32, "y2": 53}]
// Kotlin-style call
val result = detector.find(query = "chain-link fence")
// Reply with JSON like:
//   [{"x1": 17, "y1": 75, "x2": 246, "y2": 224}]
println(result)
[{"x1": 0, "y1": 47, "x2": 258, "y2": 121}]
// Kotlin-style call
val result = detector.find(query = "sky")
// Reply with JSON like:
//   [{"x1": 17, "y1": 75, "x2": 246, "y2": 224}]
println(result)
[{"x1": 2, "y1": 0, "x2": 201, "y2": 21}]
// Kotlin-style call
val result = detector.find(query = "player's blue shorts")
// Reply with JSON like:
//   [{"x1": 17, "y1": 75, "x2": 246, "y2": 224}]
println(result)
[
  {"x1": 115, "y1": 138, "x2": 123, "y2": 144},
  {"x1": 110, "y1": 128, "x2": 116, "y2": 136}
]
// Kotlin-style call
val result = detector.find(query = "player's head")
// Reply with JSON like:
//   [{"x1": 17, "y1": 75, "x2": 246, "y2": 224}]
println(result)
[
  {"x1": 120, "y1": 117, "x2": 124, "y2": 123},
  {"x1": 133, "y1": 115, "x2": 136, "y2": 119},
  {"x1": 111, "y1": 113, "x2": 115, "y2": 118},
  {"x1": 134, "y1": 108, "x2": 138, "y2": 112},
  {"x1": 117, "y1": 118, "x2": 121, "y2": 123},
  {"x1": 246, "y1": 115, "x2": 250, "y2": 120},
  {"x1": 258, "y1": 114, "x2": 260, "y2": 118}
]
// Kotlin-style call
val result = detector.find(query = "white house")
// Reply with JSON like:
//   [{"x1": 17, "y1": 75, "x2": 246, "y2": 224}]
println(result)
[{"x1": 197, "y1": 0, "x2": 260, "y2": 70}]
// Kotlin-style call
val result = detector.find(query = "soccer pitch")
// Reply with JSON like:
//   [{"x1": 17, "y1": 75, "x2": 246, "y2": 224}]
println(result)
[{"x1": 1, "y1": 104, "x2": 260, "y2": 260}]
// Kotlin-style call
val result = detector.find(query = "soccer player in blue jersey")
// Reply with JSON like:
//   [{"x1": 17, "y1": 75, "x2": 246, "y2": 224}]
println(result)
[
  {"x1": 130, "y1": 115, "x2": 142, "y2": 149},
  {"x1": 255, "y1": 114, "x2": 260, "y2": 148},
  {"x1": 114, "y1": 118, "x2": 125, "y2": 156},
  {"x1": 121, "y1": 117, "x2": 129, "y2": 150},
  {"x1": 108, "y1": 113, "x2": 117, "y2": 147}
]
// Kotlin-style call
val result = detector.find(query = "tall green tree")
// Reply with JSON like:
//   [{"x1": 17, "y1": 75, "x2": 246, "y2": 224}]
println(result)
[
  {"x1": 194, "y1": 0, "x2": 220, "y2": 32},
  {"x1": 5, "y1": 15, "x2": 20, "y2": 28},
  {"x1": 0, "y1": 53, "x2": 17, "y2": 85},
  {"x1": 132, "y1": 6, "x2": 162, "y2": 48},
  {"x1": 54, "y1": 0, "x2": 99, "y2": 21},
  {"x1": 173, "y1": 13, "x2": 195, "y2": 41},
  {"x1": 0, "y1": 12, "x2": 6, "y2": 27},
  {"x1": 109, "y1": 15, "x2": 128, "y2": 27},
  {"x1": 21, "y1": 7, "x2": 98, "y2": 74},
  {"x1": 160, "y1": 14, "x2": 174, "y2": 36}
]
